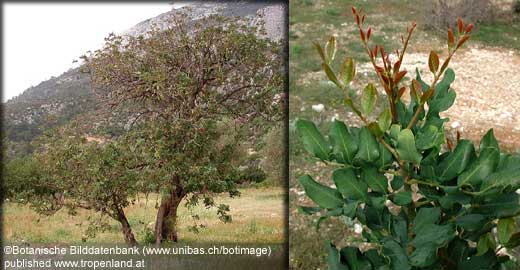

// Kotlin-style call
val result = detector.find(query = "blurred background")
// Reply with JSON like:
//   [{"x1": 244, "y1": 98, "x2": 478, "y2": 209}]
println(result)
[{"x1": 288, "y1": 0, "x2": 520, "y2": 269}]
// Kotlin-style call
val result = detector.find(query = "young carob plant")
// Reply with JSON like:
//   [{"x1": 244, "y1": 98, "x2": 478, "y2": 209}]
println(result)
[{"x1": 296, "y1": 7, "x2": 520, "y2": 270}]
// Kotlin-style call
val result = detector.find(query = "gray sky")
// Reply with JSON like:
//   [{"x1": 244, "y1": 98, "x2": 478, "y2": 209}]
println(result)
[{"x1": 2, "y1": 3, "x2": 178, "y2": 102}]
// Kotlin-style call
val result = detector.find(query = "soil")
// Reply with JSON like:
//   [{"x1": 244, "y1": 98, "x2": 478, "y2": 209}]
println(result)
[{"x1": 297, "y1": 44, "x2": 520, "y2": 151}]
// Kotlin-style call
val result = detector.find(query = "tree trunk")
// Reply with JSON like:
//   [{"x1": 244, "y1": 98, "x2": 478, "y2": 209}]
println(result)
[
  {"x1": 115, "y1": 206, "x2": 138, "y2": 246},
  {"x1": 155, "y1": 182, "x2": 184, "y2": 245}
]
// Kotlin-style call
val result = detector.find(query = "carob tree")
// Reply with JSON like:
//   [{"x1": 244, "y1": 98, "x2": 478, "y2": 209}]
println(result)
[
  {"x1": 296, "y1": 7, "x2": 520, "y2": 270},
  {"x1": 83, "y1": 11, "x2": 283, "y2": 244}
]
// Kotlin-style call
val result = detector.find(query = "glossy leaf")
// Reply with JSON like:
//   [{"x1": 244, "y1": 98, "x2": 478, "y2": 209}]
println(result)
[
  {"x1": 361, "y1": 83, "x2": 377, "y2": 115},
  {"x1": 327, "y1": 242, "x2": 350, "y2": 270},
  {"x1": 391, "y1": 191, "x2": 412, "y2": 206},
  {"x1": 476, "y1": 233, "x2": 496, "y2": 256},
  {"x1": 376, "y1": 141, "x2": 393, "y2": 170},
  {"x1": 325, "y1": 36, "x2": 337, "y2": 64},
  {"x1": 378, "y1": 108, "x2": 392, "y2": 133},
  {"x1": 299, "y1": 175, "x2": 343, "y2": 209},
  {"x1": 360, "y1": 165, "x2": 388, "y2": 193},
  {"x1": 396, "y1": 129, "x2": 422, "y2": 164},
  {"x1": 296, "y1": 119, "x2": 330, "y2": 161},
  {"x1": 333, "y1": 168, "x2": 368, "y2": 202},
  {"x1": 339, "y1": 57, "x2": 356, "y2": 86},
  {"x1": 497, "y1": 218, "x2": 516, "y2": 244},
  {"x1": 436, "y1": 140, "x2": 475, "y2": 182},
  {"x1": 354, "y1": 127, "x2": 380, "y2": 163},
  {"x1": 382, "y1": 239, "x2": 411, "y2": 270},
  {"x1": 329, "y1": 120, "x2": 358, "y2": 164},
  {"x1": 340, "y1": 247, "x2": 372, "y2": 270},
  {"x1": 323, "y1": 63, "x2": 343, "y2": 89},
  {"x1": 415, "y1": 125, "x2": 444, "y2": 150}
]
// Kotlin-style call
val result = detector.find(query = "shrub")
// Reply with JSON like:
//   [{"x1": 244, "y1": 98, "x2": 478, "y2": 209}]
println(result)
[
  {"x1": 260, "y1": 125, "x2": 284, "y2": 186},
  {"x1": 514, "y1": 0, "x2": 520, "y2": 14},
  {"x1": 296, "y1": 7, "x2": 520, "y2": 270},
  {"x1": 236, "y1": 166, "x2": 267, "y2": 184},
  {"x1": 423, "y1": 0, "x2": 497, "y2": 31}
]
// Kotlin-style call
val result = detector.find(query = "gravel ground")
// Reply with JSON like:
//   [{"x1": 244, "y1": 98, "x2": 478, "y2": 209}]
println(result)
[{"x1": 297, "y1": 44, "x2": 520, "y2": 151}]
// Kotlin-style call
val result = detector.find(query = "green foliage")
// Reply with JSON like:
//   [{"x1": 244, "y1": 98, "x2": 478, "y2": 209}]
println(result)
[
  {"x1": 79, "y1": 12, "x2": 283, "y2": 243},
  {"x1": 5, "y1": 11, "x2": 282, "y2": 245},
  {"x1": 296, "y1": 9, "x2": 520, "y2": 270}
]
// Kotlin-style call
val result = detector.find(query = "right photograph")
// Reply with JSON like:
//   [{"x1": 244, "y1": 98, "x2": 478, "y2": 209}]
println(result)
[{"x1": 289, "y1": 1, "x2": 520, "y2": 269}]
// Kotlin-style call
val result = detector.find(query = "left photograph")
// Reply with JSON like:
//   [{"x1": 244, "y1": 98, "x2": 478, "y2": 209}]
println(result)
[{"x1": 2, "y1": 2, "x2": 286, "y2": 269}]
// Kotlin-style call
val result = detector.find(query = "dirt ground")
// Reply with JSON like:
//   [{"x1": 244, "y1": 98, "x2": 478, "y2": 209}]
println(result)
[{"x1": 297, "y1": 44, "x2": 520, "y2": 152}]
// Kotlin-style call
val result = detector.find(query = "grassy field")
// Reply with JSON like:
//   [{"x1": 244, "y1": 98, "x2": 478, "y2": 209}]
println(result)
[
  {"x1": 289, "y1": 0, "x2": 520, "y2": 269},
  {"x1": 3, "y1": 187, "x2": 284, "y2": 245}
]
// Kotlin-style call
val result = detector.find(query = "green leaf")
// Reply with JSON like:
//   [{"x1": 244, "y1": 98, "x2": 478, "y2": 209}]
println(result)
[
  {"x1": 327, "y1": 242, "x2": 350, "y2": 270},
  {"x1": 429, "y1": 90, "x2": 456, "y2": 114},
  {"x1": 439, "y1": 190, "x2": 470, "y2": 210},
  {"x1": 479, "y1": 167, "x2": 520, "y2": 194},
  {"x1": 361, "y1": 83, "x2": 377, "y2": 115},
  {"x1": 323, "y1": 63, "x2": 342, "y2": 88},
  {"x1": 409, "y1": 246, "x2": 436, "y2": 267},
  {"x1": 299, "y1": 175, "x2": 343, "y2": 209},
  {"x1": 364, "y1": 249, "x2": 386, "y2": 269},
  {"x1": 391, "y1": 191, "x2": 412, "y2": 206},
  {"x1": 410, "y1": 223, "x2": 455, "y2": 267},
  {"x1": 296, "y1": 119, "x2": 330, "y2": 161},
  {"x1": 298, "y1": 206, "x2": 322, "y2": 215},
  {"x1": 333, "y1": 168, "x2": 368, "y2": 202},
  {"x1": 476, "y1": 233, "x2": 496, "y2": 256},
  {"x1": 415, "y1": 125, "x2": 444, "y2": 150},
  {"x1": 480, "y1": 128, "x2": 500, "y2": 152},
  {"x1": 458, "y1": 129, "x2": 500, "y2": 188},
  {"x1": 458, "y1": 250, "x2": 498, "y2": 269},
  {"x1": 396, "y1": 129, "x2": 422, "y2": 164},
  {"x1": 339, "y1": 57, "x2": 355, "y2": 85},
  {"x1": 428, "y1": 69, "x2": 456, "y2": 114},
  {"x1": 498, "y1": 218, "x2": 516, "y2": 244},
  {"x1": 367, "y1": 122, "x2": 383, "y2": 138},
  {"x1": 435, "y1": 68, "x2": 455, "y2": 96},
  {"x1": 340, "y1": 247, "x2": 372, "y2": 270},
  {"x1": 457, "y1": 151, "x2": 499, "y2": 189},
  {"x1": 391, "y1": 176, "x2": 404, "y2": 191},
  {"x1": 391, "y1": 213, "x2": 408, "y2": 245},
  {"x1": 376, "y1": 141, "x2": 393, "y2": 170},
  {"x1": 436, "y1": 140, "x2": 475, "y2": 182},
  {"x1": 314, "y1": 42, "x2": 326, "y2": 63},
  {"x1": 329, "y1": 120, "x2": 358, "y2": 164},
  {"x1": 325, "y1": 36, "x2": 337, "y2": 64},
  {"x1": 389, "y1": 124, "x2": 401, "y2": 145},
  {"x1": 343, "y1": 201, "x2": 359, "y2": 218},
  {"x1": 413, "y1": 207, "x2": 441, "y2": 233},
  {"x1": 378, "y1": 108, "x2": 392, "y2": 133},
  {"x1": 473, "y1": 192, "x2": 520, "y2": 218},
  {"x1": 345, "y1": 98, "x2": 363, "y2": 119},
  {"x1": 504, "y1": 232, "x2": 520, "y2": 248},
  {"x1": 382, "y1": 239, "x2": 411, "y2": 270},
  {"x1": 456, "y1": 214, "x2": 486, "y2": 231},
  {"x1": 354, "y1": 127, "x2": 380, "y2": 163},
  {"x1": 497, "y1": 153, "x2": 520, "y2": 171},
  {"x1": 360, "y1": 166, "x2": 388, "y2": 193}
]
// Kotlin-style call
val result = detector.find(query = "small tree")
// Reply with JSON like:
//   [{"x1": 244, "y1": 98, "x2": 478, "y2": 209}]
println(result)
[
  {"x1": 297, "y1": 8, "x2": 520, "y2": 269},
  {"x1": 83, "y1": 11, "x2": 283, "y2": 244},
  {"x1": 5, "y1": 126, "x2": 142, "y2": 246}
]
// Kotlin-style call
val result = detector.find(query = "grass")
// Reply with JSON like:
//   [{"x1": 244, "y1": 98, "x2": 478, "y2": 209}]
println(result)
[
  {"x1": 3, "y1": 187, "x2": 284, "y2": 245},
  {"x1": 471, "y1": 22, "x2": 520, "y2": 50}
]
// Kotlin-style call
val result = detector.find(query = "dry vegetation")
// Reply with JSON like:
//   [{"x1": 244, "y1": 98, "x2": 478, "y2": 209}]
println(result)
[{"x1": 4, "y1": 188, "x2": 284, "y2": 245}]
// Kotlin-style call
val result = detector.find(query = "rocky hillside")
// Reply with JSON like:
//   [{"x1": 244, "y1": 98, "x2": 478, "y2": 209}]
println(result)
[{"x1": 3, "y1": 2, "x2": 285, "y2": 157}]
